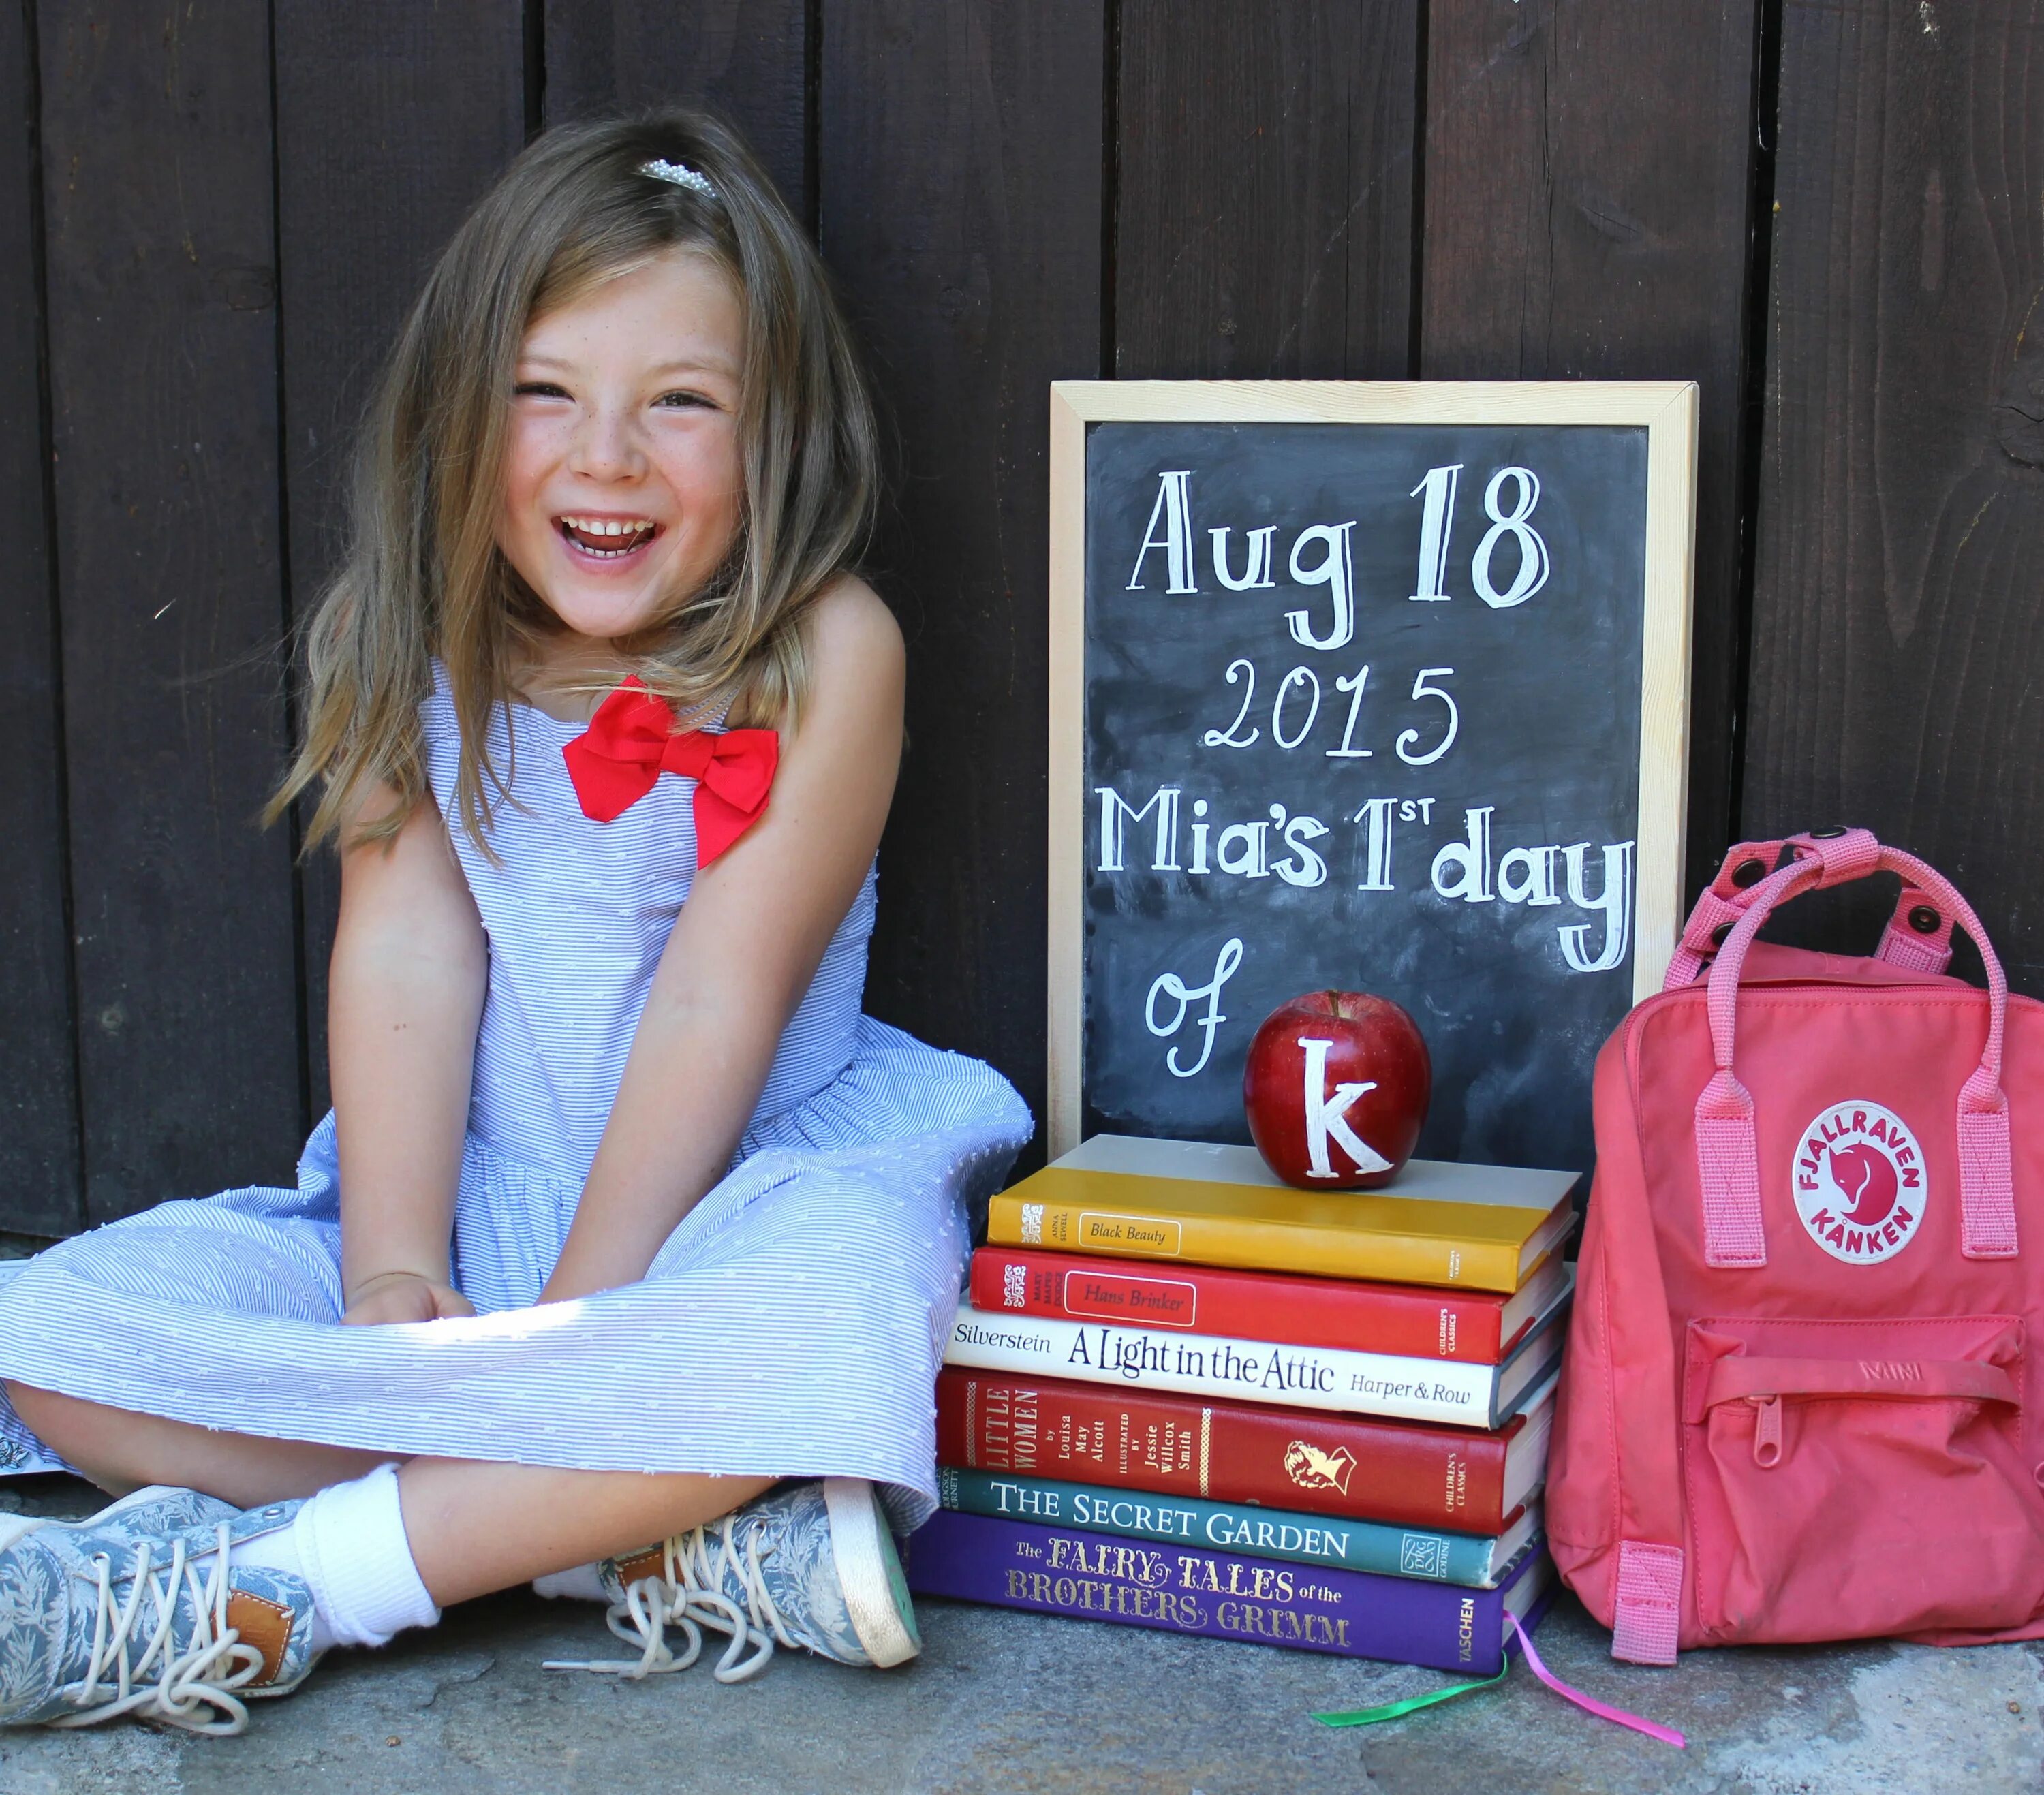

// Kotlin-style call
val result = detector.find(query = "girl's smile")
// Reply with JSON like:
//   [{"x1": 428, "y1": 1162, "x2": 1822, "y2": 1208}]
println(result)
[
  {"x1": 557, "y1": 513, "x2": 661, "y2": 560},
  {"x1": 497, "y1": 248, "x2": 746, "y2": 676}
]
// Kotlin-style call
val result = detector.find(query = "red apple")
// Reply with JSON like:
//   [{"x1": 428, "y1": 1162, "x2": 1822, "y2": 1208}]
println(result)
[{"x1": 1243, "y1": 991, "x2": 1431, "y2": 1190}]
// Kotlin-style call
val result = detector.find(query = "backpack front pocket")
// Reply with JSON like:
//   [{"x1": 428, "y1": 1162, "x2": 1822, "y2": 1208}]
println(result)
[{"x1": 1681, "y1": 1314, "x2": 2036, "y2": 1644}]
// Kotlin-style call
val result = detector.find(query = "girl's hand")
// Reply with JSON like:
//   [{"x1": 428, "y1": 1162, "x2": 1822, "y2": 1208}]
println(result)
[{"x1": 343, "y1": 1270, "x2": 476, "y2": 1327}]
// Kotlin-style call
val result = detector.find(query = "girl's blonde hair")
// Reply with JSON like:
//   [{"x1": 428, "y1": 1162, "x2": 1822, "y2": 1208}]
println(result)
[{"x1": 270, "y1": 111, "x2": 879, "y2": 851}]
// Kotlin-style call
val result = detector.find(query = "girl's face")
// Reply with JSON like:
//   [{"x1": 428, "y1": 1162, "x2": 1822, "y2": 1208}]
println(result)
[{"x1": 497, "y1": 248, "x2": 745, "y2": 653}]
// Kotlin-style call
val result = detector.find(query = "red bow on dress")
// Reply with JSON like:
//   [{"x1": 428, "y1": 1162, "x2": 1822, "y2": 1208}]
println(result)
[{"x1": 560, "y1": 676, "x2": 778, "y2": 866}]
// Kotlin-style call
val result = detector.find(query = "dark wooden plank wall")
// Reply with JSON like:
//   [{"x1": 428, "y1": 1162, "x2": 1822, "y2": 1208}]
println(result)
[
  {"x1": 6, "y1": 0, "x2": 2043, "y2": 1233},
  {"x1": 1744, "y1": 1, "x2": 2044, "y2": 984},
  {"x1": 37, "y1": 0, "x2": 303, "y2": 1223},
  {"x1": 0, "y1": 0, "x2": 77, "y2": 1234},
  {"x1": 1113, "y1": 2, "x2": 1417, "y2": 381}
]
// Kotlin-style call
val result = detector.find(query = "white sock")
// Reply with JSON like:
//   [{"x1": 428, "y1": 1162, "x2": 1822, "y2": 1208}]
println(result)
[
  {"x1": 226, "y1": 1503, "x2": 332, "y2": 1653},
  {"x1": 237, "y1": 1463, "x2": 439, "y2": 1651},
  {"x1": 532, "y1": 1561, "x2": 609, "y2": 1603}
]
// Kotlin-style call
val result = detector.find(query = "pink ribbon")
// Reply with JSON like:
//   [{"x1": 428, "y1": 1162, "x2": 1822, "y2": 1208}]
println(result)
[{"x1": 1507, "y1": 1613, "x2": 1687, "y2": 1747}]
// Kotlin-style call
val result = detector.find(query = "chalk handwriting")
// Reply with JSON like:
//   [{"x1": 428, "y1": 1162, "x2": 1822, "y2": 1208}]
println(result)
[{"x1": 1145, "y1": 938, "x2": 1244, "y2": 1078}]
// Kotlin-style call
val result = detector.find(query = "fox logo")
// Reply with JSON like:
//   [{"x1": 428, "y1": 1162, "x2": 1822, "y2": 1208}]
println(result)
[
  {"x1": 1793, "y1": 1102, "x2": 1925, "y2": 1264},
  {"x1": 1283, "y1": 1439, "x2": 1357, "y2": 1495},
  {"x1": 1827, "y1": 1142, "x2": 1900, "y2": 1228}
]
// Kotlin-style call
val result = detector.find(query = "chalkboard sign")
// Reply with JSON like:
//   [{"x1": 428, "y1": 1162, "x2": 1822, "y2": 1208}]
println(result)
[{"x1": 1047, "y1": 381, "x2": 1696, "y2": 1170}]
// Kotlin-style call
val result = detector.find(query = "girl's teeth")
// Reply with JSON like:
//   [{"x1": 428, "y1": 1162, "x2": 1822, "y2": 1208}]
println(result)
[{"x1": 560, "y1": 518, "x2": 656, "y2": 556}]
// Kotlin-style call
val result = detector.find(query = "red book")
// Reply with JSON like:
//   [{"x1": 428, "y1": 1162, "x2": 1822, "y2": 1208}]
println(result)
[
  {"x1": 968, "y1": 1245, "x2": 1567, "y2": 1364},
  {"x1": 934, "y1": 1366, "x2": 1554, "y2": 1535}
]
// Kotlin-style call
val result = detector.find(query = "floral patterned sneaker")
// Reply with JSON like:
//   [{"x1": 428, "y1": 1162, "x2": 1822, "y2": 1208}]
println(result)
[
  {"x1": 548, "y1": 1478, "x2": 920, "y2": 1684},
  {"x1": 0, "y1": 1499, "x2": 318, "y2": 1734},
  {"x1": 0, "y1": 1484, "x2": 235, "y2": 1557}
]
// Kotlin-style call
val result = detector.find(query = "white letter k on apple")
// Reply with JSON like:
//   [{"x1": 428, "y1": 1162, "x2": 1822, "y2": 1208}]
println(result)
[{"x1": 1297, "y1": 1036, "x2": 1392, "y2": 1179}]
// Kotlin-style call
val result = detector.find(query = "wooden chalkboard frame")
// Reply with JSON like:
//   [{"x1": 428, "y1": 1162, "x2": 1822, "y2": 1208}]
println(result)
[{"x1": 1047, "y1": 379, "x2": 1698, "y2": 1158}]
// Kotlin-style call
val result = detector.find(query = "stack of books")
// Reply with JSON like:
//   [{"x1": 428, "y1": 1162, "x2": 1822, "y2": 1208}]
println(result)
[{"x1": 906, "y1": 1134, "x2": 1577, "y2": 1677}]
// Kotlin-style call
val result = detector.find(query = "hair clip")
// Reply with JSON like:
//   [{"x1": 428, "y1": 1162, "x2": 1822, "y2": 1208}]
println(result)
[{"x1": 640, "y1": 159, "x2": 718, "y2": 201}]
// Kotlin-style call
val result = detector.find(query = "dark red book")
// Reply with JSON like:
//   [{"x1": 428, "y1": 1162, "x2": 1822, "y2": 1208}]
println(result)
[
  {"x1": 933, "y1": 1366, "x2": 1554, "y2": 1535},
  {"x1": 968, "y1": 1245, "x2": 1566, "y2": 1364}
]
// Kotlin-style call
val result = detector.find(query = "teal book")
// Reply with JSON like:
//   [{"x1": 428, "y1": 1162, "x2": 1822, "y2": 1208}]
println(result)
[{"x1": 936, "y1": 1465, "x2": 1540, "y2": 1589}]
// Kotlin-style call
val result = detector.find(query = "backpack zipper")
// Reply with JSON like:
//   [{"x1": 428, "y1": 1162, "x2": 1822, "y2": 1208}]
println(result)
[{"x1": 1750, "y1": 1394, "x2": 1784, "y2": 1467}]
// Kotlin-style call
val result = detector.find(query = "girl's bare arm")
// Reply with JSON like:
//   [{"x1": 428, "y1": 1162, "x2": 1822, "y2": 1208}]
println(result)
[
  {"x1": 540, "y1": 579, "x2": 905, "y2": 1302},
  {"x1": 330, "y1": 781, "x2": 489, "y2": 1323}
]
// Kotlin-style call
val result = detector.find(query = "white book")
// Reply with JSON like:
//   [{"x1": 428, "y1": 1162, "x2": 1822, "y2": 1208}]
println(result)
[{"x1": 946, "y1": 1268, "x2": 1571, "y2": 1430}]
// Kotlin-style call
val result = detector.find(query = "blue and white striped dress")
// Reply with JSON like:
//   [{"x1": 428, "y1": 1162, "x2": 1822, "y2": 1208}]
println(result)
[{"x1": 0, "y1": 668, "x2": 1032, "y2": 1529}]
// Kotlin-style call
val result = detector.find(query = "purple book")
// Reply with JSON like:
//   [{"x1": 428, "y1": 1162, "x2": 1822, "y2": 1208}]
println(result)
[{"x1": 906, "y1": 1508, "x2": 1551, "y2": 1676}]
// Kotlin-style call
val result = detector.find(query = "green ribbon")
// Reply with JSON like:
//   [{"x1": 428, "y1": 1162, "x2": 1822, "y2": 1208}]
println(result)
[{"x1": 1311, "y1": 1662, "x2": 1508, "y2": 1728}]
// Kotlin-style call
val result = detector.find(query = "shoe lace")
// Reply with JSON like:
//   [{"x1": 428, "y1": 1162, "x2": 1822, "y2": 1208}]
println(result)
[
  {"x1": 49, "y1": 1523, "x2": 268, "y2": 1736},
  {"x1": 545, "y1": 1512, "x2": 794, "y2": 1685}
]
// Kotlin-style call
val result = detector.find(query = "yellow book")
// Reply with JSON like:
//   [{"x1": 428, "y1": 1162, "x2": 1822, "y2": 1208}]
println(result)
[{"x1": 988, "y1": 1136, "x2": 1578, "y2": 1293}]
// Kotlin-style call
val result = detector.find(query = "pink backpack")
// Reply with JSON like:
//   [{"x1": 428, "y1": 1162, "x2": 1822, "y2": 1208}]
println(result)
[{"x1": 1548, "y1": 826, "x2": 2044, "y2": 1662}]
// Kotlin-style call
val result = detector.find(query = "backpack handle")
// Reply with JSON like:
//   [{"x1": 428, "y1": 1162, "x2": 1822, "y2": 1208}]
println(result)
[
  {"x1": 1692, "y1": 827, "x2": 2015, "y2": 1267},
  {"x1": 1664, "y1": 838, "x2": 1955, "y2": 989}
]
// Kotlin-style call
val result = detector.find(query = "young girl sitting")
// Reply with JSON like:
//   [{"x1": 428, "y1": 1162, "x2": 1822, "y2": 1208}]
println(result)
[{"x1": 0, "y1": 110, "x2": 1029, "y2": 1734}]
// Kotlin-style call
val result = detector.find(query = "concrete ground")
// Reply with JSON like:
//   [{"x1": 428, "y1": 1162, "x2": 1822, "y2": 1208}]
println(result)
[{"x1": 1, "y1": 1475, "x2": 2039, "y2": 1795}]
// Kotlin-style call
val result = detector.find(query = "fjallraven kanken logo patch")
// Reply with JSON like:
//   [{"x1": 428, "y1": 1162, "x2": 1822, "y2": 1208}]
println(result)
[{"x1": 1791, "y1": 1101, "x2": 1925, "y2": 1263}]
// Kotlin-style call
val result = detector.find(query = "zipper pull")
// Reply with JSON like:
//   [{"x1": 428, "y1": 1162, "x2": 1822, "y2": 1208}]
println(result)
[{"x1": 1750, "y1": 1394, "x2": 1783, "y2": 1468}]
